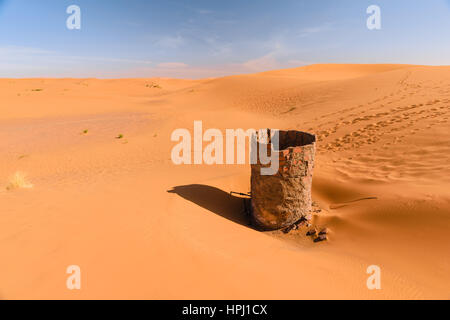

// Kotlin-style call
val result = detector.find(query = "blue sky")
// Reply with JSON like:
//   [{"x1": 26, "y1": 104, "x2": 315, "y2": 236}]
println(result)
[{"x1": 1, "y1": 0, "x2": 450, "y2": 78}]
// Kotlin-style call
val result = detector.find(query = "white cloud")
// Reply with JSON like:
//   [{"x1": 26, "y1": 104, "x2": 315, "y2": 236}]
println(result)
[
  {"x1": 204, "y1": 37, "x2": 233, "y2": 56},
  {"x1": 157, "y1": 62, "x2": 189, "y2": 68},
  {"x1": 288, "y1": 59, "x2": 309, "y2": 66},
  {"x1": 0, "y1": 45, "x2": 54, "y2": 56},
  {"x1": 154, "y1": 35, "x2": 185, "y2": 49},
  {"x1": 68, "y1": 56, "x2": 152, "y2": 64},
  {"x1": 0, "y1": 45, "x2": 155, "y2": 77},
  {"x1": 241, "y1": 54, "x2": 281, "y2": 72},
  {"x1": 297, "y1": 24, "x2": 332, "y2": 38},
  {"x1": 0, "y1": 45, "x2": 152, "y2": 65}
]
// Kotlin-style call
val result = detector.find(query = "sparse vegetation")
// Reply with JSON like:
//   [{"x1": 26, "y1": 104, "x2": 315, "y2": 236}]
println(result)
[
  {"x1": 6, "y1": 172, "x2": 33, "y2": 191},
  {"x1": 81, "y1": 129, "x2": 89, "y2": 135},
  {"x1": 146, "y1": 83, "x2": 162, "y2": 89},
  {"x1": 116, "y1": 134, "x2": 124, "y2": 139},
  {"x1": 31, "y1": 88, "x2": 43, "y2": 92},
  {"x1": 282, "y1": 106, "x2": 297, "y2": 114}
]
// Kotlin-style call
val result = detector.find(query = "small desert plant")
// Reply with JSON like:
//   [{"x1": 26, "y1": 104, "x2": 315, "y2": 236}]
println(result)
[
  {"x1": 281, "y1": 106, "x2": 297, "y2": 114},
  {"x1": 116, "y1": 134, "x2": 124, "y2": 139},
  {"x1": 146, "y1": 83, "x2": 162, "y2": 89},
  {"x1": 81, "y1": 129, "x2": 89, "y2": 135},
  {"x1": 6, "y1": 172, "x2": 33, "y2": 191},
  {"x1": 31, "y1": 88, "x2": 43, "y2": 92}
]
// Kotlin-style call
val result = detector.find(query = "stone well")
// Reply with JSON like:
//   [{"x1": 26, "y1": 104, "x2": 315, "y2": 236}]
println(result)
[{"x1": 250, "y1": 130, "x2": 316, "y2": 230}]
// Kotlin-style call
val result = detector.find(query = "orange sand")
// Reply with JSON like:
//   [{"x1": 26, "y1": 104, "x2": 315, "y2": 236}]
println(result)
[{"x1": 0, "y1": 64, "x2": 449, "y2": 299}]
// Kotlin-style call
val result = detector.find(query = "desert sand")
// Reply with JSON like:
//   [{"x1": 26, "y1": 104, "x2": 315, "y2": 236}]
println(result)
[{"x1": 0, "y1": 64, "x2": 449, "y2": 299}]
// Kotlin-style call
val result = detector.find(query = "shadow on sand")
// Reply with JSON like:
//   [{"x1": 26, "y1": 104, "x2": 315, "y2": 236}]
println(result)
[{"x1": 167, "y1": 184, "x2": 252, "y2": 228}]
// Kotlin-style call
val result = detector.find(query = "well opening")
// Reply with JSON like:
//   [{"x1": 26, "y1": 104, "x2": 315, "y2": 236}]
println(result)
[{"x1": 276, "y1": 130, "x2": 316, "y2": 151}]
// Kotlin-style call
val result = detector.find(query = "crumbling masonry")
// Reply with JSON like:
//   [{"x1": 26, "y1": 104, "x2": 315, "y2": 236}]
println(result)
[{"x1": 251, "y1": 130, "x2": 316, "y2": 230}]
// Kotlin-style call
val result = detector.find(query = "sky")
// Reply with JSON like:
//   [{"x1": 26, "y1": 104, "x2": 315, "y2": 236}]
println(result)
[{"x1": 1, "y1": 0, "x2": 450, "y2": 78}]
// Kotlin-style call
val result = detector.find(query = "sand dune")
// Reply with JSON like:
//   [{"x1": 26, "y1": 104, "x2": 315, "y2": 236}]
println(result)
[{"x1": 0, "y1": 64, "x2": 449, "y2": 299}]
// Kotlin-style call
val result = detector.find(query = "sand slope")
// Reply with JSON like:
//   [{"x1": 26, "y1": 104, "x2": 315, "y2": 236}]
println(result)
[{"x1": 0, "y1": 64, "x2": 449, "y2": 299}]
